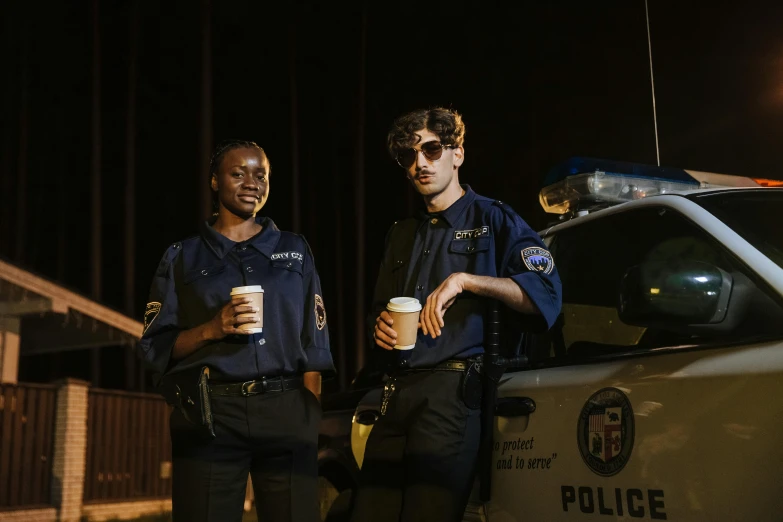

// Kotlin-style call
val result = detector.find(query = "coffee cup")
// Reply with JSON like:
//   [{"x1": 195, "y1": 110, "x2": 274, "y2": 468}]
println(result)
[
  {"x1": 230, "y1": 285, "x2": 264, "y2": 334},
  {"x1": 386, "y1": 297, "x2": 422, "y2": 350}
]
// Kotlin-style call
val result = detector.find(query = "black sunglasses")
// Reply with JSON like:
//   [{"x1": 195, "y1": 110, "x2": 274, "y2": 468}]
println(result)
[{"x1": 395, "y1": 141, "x2": 456, "y2": 169}]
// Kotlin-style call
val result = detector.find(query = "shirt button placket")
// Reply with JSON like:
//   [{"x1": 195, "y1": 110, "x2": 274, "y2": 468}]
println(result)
[
  {"x1": 238, "y1": 264, "x2": 253, "y2": 285},
  {"x1": 417, "y1": 218, "x2": 438, "y2": 299}
]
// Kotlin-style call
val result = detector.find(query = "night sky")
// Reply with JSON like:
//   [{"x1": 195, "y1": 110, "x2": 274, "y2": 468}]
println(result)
[{"x1": 3, "y1": 1, "x2": 783, "y2": 388}]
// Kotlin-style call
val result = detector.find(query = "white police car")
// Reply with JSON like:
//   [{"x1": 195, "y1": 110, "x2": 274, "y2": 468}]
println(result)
[{"x1": 349, "y1": 158, "x2": 783, "y2": 522}]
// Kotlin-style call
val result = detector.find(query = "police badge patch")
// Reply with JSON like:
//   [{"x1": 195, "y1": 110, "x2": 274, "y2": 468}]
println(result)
[
  {"x1": 314, "y1": 295, "x2": 327, "y2": 330},
  {"x1": 521, "y1": 247, "x2": 554, "y2": 274},
  {"x1": 143, "y1": 302, "x2": 162, "y2": 333},
  {"x1": 577, "y1": 388, "x2": 635, "y2": 477}
]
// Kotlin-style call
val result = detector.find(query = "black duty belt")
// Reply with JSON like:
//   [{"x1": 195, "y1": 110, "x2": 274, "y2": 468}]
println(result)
[
  {"x1": 209, "y1": 375, "x2": 304, "y2": 397},
  {"x1": 401, "y1": 358, "x2": 478, "y2": 373}
]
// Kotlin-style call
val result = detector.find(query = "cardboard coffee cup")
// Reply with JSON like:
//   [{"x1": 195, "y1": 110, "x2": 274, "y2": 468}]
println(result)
[
  {"x1": 386, "y1": 297, "x2": 422, "y2": 350},
  {"x1": 230, "y1": 285, "x2": 264, "y2": 334}
]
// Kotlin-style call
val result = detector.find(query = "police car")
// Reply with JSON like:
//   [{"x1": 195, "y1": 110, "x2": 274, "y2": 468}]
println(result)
[{"x1": 342, "y1": 157, "x2": 783, "y2": 522}]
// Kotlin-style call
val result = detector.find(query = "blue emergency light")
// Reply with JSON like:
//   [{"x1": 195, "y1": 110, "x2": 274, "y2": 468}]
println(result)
[{"x1": 539, "y1": 157, "x2": 780, "y2": 215}]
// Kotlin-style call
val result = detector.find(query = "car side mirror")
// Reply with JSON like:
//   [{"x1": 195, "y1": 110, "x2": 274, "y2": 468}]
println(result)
[{"x1": 618, "y1": 260, "x2": 733, "y2": 326}]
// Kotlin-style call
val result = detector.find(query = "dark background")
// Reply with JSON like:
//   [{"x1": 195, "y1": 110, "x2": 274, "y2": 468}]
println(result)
[{"x1": 3, "y1": 1, "x2": 783, "y2": 390}]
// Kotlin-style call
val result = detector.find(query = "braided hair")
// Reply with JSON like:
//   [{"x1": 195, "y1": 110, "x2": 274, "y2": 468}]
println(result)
[{"x1": 209, "y1": 139, "x2": 269, "y2": 213}]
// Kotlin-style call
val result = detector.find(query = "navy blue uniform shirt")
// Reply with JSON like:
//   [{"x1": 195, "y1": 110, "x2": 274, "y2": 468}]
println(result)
[
  {"x1": 370, "y1": 185, "x2": 562, "y2": 368},
  {"x1": 139, "y1": 216, "x2": 334, "y2": 382}
]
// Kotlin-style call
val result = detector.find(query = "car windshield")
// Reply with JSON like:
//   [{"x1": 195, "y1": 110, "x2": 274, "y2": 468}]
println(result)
[{"x1": 693, "y1": 190, "x2": 783, "y2": 269}]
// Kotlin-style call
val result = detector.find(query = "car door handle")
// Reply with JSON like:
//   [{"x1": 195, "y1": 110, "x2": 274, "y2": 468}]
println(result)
[
  {"x1": 495, "y1": 397, "x2": 536, "y2": 417},
  {"x1": 355, "y1": 410, "x2": 380, "y2": 426}
]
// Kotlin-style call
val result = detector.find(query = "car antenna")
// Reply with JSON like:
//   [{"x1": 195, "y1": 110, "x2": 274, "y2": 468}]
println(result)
[{"x1": 645, "y1": 0, "x2": 661, "y2": 166}]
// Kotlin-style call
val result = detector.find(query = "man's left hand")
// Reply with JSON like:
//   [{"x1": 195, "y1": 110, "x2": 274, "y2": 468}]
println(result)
[{"x1": 421, "y1": 273, "x2": 468, "y2": 338}]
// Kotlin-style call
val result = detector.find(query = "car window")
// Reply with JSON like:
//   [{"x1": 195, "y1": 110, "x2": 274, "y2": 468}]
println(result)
[
  {"x1": 527, "y1": 206, "x2": 783, "y2": 364},
  {"x1": 694, "y1": 190, "x2": 783, "y2": 269}
]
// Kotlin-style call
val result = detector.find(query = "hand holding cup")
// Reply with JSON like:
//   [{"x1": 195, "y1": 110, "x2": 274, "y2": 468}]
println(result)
[
  {"x1": 374, "y1": 310, "x2": 398, "y2": 351},
  {"x1": 209, "y1": 297, "x2": 260, "y2": 339},
  {"x1": 378, "y1": 297, "x2": 421, "y2": 350},
  {"x1": 229, "y1": 285, "x2": 264, "y2": 334}
]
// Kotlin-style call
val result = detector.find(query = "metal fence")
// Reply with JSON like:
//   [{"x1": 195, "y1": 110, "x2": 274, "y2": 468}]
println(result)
[
  {"x1": 83, "y1": 388, "x2": 172, "y2": 503},
  {"x1": 0, "y1": 382, "x2": 57, "y2": 509}
]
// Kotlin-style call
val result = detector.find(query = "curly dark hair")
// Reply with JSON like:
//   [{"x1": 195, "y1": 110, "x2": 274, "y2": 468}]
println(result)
[
  {"x1": 386, "y1": 107, "x2": 466, "y2": 159},
  {"x1": 209, "y1": 139, "x2": 269, "y2": 212}
]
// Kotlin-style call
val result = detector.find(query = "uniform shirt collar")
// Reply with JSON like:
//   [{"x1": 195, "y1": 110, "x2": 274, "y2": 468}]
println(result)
[
  {"x1": 200, "y1": 215, "x2": 281, "y2": 259},
  {"x1": 417, "y1": 184, "x2": 475, "y2": 228}
]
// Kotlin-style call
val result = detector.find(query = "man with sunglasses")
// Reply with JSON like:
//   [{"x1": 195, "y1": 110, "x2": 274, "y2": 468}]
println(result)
[{"x1": 351, "y1": 107, "x2": 562, "y2": 522}]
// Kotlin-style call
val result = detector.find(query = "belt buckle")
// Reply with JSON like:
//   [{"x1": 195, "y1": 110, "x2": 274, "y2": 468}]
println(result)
[{"x1": 242, "y1": 377, "x2": 269, "y2": 396}]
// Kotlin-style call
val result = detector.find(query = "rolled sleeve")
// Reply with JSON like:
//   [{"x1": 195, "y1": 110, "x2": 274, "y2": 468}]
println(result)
[
  {"x1": 494, "y1": 205, "x2": 563, "y2": 330},
  {"x1": 510, "y1": 271, "x2": 562, "y2": 329},
  {"x1": 300, "y1": 241, "x2": 335, "y2": 374},
  {"x1": 138, "y1": 247, "x2": 182, "y2": 378}
]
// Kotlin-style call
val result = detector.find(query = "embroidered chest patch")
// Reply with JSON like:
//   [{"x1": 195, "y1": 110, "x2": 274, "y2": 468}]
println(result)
[
  {"x1": 453, "y1": 226, "x2": 489, "y2": 240},
  {"x1": 271, "y1": 251, "x2": 303, "y2": 263}
]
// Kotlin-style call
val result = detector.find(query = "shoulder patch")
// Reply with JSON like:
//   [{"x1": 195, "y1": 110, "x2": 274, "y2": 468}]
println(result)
[
  {"x1": 143, "y1": 302, "x2": 162, "y2": 333},
  {"x1": 521, "y1": 246, "x2": 554, "y2": 275},
  {"x1": 314, "y1": 294, "x2": 327, "y2": 330}
]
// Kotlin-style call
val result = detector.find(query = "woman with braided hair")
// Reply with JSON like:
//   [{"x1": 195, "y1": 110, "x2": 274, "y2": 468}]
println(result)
[{"x1": 139, "y1": 140, "x2": 333, "y2": 522}]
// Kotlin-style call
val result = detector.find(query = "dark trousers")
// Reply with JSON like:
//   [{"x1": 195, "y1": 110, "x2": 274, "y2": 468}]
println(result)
[
  {"x1": 350, "y1": 371, "x2": 481, "y2": 522},
  {"x1": 170, "y1": 387, "x2": 322, "y2": 522}
]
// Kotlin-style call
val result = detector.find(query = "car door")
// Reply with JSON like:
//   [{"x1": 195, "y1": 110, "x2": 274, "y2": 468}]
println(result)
[{"x1": 487, "y1": 204, "x2": 783, "y2": 522}]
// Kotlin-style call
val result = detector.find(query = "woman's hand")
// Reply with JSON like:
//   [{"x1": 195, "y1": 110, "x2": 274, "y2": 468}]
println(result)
[
  {"x1": 206, "y1": 297, "x2": 260, "y2": 340},
  {"x1": 172, "y1": 298, "x2": 261, "y2": 361}
]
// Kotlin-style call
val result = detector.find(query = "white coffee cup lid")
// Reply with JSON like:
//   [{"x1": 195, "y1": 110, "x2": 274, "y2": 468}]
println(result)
[
  {"x1": 230, "y1": 285, "x2": 264, "y2": 296},
  {"x1": 386, "y1": 297, "x2": 422, "y2": 313}
]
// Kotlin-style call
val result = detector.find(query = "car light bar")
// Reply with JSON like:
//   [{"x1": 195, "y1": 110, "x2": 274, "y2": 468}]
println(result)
[{"x1": 539, "y1": 157, "x2": 782, "y2": 215}]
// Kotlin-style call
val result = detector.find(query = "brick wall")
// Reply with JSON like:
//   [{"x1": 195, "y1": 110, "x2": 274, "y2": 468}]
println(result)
[
  {"x1": 50, "y1": 379, "x2": 89, "y2": 522},
  {"x1": 1, "y1": 380, "x2": 175, "y2": 522},
  {"x1": 0, "y1": 500, "x2": 173, "y2": 522},
  {"x1": 0, "y1": 507, "x2": 57, "y2": 522},
  {"x1": 81, "y1": 499, "x2": 172, "y2": 521}
]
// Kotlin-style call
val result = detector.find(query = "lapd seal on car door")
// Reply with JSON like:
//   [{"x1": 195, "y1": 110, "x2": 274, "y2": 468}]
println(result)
[{"x1": 577, "y1": 387, "x2": 634, "y2": 477}]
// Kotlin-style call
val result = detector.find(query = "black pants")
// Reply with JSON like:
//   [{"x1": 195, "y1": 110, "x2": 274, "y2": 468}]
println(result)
[
  {"x1": 350, "y1": 371, "x2": 481, "y2": 522},
  {"x1": 170, "y1": 387, "x2": 322, "y2": 522}
]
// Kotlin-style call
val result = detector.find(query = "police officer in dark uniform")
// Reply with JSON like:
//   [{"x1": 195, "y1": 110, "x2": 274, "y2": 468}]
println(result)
[
  {"x1": 139, "y1": 140, "x2": 333, "y2": 522},
  {"x1": 350, "y1": 108, "x2": 562, "y2": 522}
]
